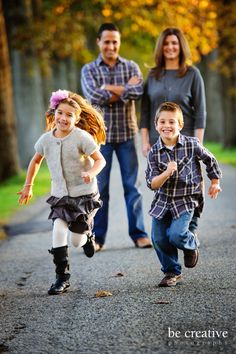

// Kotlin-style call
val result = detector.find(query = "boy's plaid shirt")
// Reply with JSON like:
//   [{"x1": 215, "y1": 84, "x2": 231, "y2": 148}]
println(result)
[
  {"x1": 146, "y1": 134, "x2": 222, "y2": 219},
  {"x1": 81, "y1": 55, "x2": 143, "y2": 143}
]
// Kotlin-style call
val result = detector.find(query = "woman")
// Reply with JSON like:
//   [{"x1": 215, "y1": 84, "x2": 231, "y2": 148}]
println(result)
[{"x1": 140, "y1": 27, "x2": 206, "y2": 156}]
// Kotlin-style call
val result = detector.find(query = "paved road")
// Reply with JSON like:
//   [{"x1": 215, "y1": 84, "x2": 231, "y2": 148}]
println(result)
[{"x1": 0, "y1": 142, "x2": 236, "y2": 354}]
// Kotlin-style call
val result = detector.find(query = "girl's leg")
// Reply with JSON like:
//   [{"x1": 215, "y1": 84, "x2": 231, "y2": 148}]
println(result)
[
  {"x1": 70, "y1": 212, "x2": 97, "y2": 257},
  {"x1": 70, "y1": 232, "x2": 87, "y2": 248},
  {"x1": 49, "y1": 218, "x2": 70, "y2": 295},
  {"x1": 52, "y1": 218, "x2": 68, "y2": 248},
  {"x1": 151, "y1": 214, "x2": 182, "y2": 275}
]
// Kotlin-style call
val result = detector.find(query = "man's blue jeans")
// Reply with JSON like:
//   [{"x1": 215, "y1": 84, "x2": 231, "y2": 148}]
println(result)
[
  {"x1": 151, "y1": 210, "x2": 198, "y2": 275},
  {"x1": 94, "y1": 138, "x2": 148, "y2": 245}
]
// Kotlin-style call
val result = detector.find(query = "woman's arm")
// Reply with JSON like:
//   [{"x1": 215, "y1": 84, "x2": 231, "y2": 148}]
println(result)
[
  {"x1": 141, "y1": 128, "x2": 151, "y2": 157},
  {"x1": 191, "y1": 67, "x2": 207, "y2": 141},
  {"x1": 17, "y1": 153, "x2": 44, "y2": 205},
  {"x1": 195, "y1": 128, "x2": 204, "y2": 144}
]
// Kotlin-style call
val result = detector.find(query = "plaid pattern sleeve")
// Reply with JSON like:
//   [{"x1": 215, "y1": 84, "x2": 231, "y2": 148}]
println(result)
[
  {"x1": 81, "y1": 55, "x2": 143, "y2": 143},
  {"x1": 81, "y1": 63, "x2": 112, "y2": 106},
  {"x1": 146, "y1": 135, "x2": 222, "y2": 219}
]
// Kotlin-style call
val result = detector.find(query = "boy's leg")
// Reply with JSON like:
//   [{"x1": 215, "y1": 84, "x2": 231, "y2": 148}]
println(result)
[
  {"x1": 168, "y1": 210, "x2": 197, "y2": 250},
  {"x1": 151, "y1": 214, "x2": 182, "y2": 276},
  {"x1": 168, "y1": 211, "x2": 199, "y2": 268}
]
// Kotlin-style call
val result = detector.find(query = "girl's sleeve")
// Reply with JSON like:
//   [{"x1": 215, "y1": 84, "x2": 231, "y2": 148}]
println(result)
[
  {"x1": 34, "y1": 136, "x2": 44, "y2": 156},
  {"x1": 80, "y1": 131, "x2": 98, "y2": 156}
]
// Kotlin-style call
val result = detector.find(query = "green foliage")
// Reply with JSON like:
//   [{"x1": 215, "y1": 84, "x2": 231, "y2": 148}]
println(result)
[
  {"x1": 205, "y1": 142, "x2": 236, "y2": 167},
  {"x1": 0, "y1": 162, "x2": 50, "y2": 224},
  {"x1": 10, "y1": 0, "x2": 219, "y2": 73},
  {"x1": 0, "y1": 143, "x2": 235, "y2": 225}
]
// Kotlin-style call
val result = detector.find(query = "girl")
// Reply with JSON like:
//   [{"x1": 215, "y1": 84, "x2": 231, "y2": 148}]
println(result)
[{"x1": 18, "y1": 90, "x2": 106, "y2": 295}]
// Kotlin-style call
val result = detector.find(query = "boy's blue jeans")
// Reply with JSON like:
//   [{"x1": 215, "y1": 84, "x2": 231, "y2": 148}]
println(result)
[
  {"x1": 94, "y1": 138, "x2": 148, "y2": 245},
  {"x1": 151, "y1": 210, "x2": 198, "y2": 275}
]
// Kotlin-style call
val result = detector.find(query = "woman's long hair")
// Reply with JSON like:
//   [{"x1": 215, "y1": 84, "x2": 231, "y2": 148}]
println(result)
[
  {"x1": 150, "y1": 27, "x2": 192, "y2": 79},
  {"x1": 45, "y1": 92, "x2": 106, "y2": 146}
]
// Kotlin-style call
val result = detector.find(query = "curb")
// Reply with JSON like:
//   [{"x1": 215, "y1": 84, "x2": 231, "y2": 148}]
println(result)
[
  {"x1": 1, "y1": 194, "x2": 49, "y2": 241},
  {"x1": 0, "y1": 226, "x2": 7, "y2": 241}
]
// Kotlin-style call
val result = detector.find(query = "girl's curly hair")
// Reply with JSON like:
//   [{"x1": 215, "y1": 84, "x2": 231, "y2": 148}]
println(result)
[{"x1": 45, "y1": 92, "x2": 106, "y2": 146}]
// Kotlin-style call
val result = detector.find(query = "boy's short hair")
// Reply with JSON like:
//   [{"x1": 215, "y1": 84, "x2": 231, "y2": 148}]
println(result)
[
  {"x1": 154, "y1": 102, "x2": 184, "y2": 128},
  {"x1": 97, "y1": 23, "x2": 120, "y2": 39}
]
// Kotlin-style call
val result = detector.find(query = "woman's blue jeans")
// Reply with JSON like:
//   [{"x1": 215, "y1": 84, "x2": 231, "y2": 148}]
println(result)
[
  {"x1": 93, "y1": 138, "x2": 148, "y2": 245},
  {"x1": 151, "y1": 210, "x2": 198, "y2": 275}
]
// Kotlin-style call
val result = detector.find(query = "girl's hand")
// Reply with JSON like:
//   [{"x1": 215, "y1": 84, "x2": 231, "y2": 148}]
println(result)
[
  {"x1": 166, "y1": 161, "x2": 177, "y2": 176},
  {"x1": 208, "y1": 183, "x2": 222, "y2": 199},
  {"x1": 81, "y1": 171, "x2": 92, "y2": 184},
  {"x1": 17, "y1": 185, "x2": 33, "y2": 205}
]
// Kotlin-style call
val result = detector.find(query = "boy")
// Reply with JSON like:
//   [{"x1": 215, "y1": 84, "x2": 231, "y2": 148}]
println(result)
[{"x1": 145, "y1": 102, "x2": 222, "y2": 287}]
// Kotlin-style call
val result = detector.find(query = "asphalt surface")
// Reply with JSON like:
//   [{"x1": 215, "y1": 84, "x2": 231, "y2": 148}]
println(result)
[{"x1": 0, "y1": 143, "x2": 236, "y2": 354}]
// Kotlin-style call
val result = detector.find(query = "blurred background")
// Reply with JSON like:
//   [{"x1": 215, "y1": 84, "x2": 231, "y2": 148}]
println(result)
[{"x1": 0, "y1": 0, "x2": 235, "y2": 220}]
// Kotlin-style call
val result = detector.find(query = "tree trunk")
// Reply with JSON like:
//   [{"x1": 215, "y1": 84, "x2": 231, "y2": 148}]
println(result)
[
  {"x1": 215, "y1": 0, "x2": 236, "y2": 147},
  {"x1": 3, "y1": 0, "x2": 45, "y2": 168},
  {"x1": 0, "y1": 0, "x2": 20, "y2": 181},
  {"x1": 221, "y1": 75, "x2": 236, "y2": 147},
  {"x1": 198, "y1": 52, "x2": 224, "y2": 143}
]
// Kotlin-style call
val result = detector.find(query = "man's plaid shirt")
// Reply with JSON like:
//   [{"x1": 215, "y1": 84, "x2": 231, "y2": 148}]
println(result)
[
  {"x1": 81, "y1": 54, "x2": 143, "y2": 143},
  {"x1": 146, "y1": 134, "x2": 222, "y2": 220}
]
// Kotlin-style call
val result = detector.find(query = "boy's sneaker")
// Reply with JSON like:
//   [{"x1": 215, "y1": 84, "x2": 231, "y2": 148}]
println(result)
[
  {"x1": 83, "y1": 233, "x2": 95, "y2": 258},
  {"x1": 158, "y1": 273, "x2": 182, "y2": 287},
  {"x1": 184, "y1": 248, "x2": 199, "y2": 268}
]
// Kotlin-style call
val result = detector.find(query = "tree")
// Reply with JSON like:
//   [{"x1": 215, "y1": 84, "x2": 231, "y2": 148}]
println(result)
[
  {"x1": 213, "y1": 0, "x2": 236, "y2": 147},
  {"x1": 11, "y1": 0, "x2": 218, "y2": 71},
  {"x1": 0, "y1": 0, "x2": 19, "y2": 181},
  {"x1": 3, "y1": 0, "x2": 236, "y2": 149}
]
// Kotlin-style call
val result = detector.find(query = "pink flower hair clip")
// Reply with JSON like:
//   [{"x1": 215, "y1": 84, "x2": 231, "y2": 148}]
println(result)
[{"x1": 49, "y1": 89, "x2": 69, "y2": 109}]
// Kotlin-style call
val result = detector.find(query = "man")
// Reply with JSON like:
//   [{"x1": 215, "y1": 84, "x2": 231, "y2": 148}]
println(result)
[{"x1": 81, "y1": 23, "x2": 151, "y2": 251}]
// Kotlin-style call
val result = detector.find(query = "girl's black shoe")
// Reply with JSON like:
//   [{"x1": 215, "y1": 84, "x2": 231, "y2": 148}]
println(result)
[
  {"x1": 83, "y1": 233, "x2": 95, "y2": 258},
  {"x1": 48, "y1": 275, "x2": 70, "y2": 295}
]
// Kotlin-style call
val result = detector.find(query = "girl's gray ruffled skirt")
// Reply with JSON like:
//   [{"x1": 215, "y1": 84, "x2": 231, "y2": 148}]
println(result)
[{"x1": 46, "y1": 192, "x2": 102, "y2": 233}]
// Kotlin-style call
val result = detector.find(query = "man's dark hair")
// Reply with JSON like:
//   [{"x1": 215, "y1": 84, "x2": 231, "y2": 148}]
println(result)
[{"x1": 97, "y1": 23, "x2": 120, "y2": 39}]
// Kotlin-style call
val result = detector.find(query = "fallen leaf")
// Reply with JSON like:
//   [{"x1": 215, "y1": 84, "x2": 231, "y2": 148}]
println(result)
[
  {"x1": 114, "y1": 272, "x2": 124, "y2": 277},
  {"x1": 95, "y1": 290, "x2": 112, "y2": 298}
]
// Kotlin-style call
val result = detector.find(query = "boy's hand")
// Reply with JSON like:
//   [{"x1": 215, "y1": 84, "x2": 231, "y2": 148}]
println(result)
[
  {"x1": 81, "y1": 171, "x2": 92, "y2": 184},
  {"x1": 17, "y1": 185, "x2": 33, "y2": 205},
  {"x1": 208, "y1": 182, "x2": 222, "y2": 199},
  {"x1": 166, "y1": 161, "x2": 177, "y2": 176}
]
